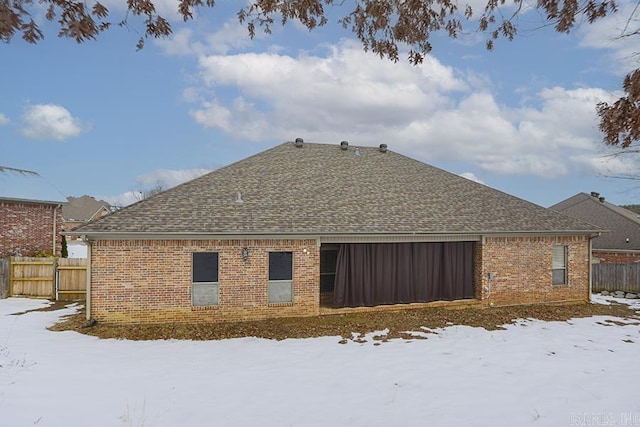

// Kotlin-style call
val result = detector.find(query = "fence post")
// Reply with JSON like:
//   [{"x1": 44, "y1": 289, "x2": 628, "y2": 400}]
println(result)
[
  {"x1": 9, "y1": 256, "x2": 14, "y2": 297},
  {"x1": 0, "y1": 258, "x2": 9, "y2": 299},
  {"x1": 55, "y1": 260, "x2": 59, "y2": 301}
]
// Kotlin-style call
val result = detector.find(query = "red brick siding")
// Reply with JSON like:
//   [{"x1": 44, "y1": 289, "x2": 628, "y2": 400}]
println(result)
[
  {"x1": 593, "y1": 251, "x2": 640, "y2": 263},
  {"x1": 90, "y1": 239, "x2": 320, "y2": 323},
  {"x1": 90, "y1": 235, "x2": 591, "y2": 323},
  {"x1": 0, "y1": 201, "x2": 63, "y2": 257},
  {"x1": 477, "y1": 235, "x2": 590, "y2": 306},
  {"x1": 473, "y1": 242, "x2": 483, "y2": 300}
]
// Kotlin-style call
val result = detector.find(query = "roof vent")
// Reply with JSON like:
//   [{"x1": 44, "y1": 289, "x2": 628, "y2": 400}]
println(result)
[
  {"x1": 590, "y1": 191, "x2": 599, "y2": 198},
  {"x1": 294, "y1": 138, "x2": 304, "y2": 148},
  {"x1": 340, "y1": 141, "x2": 349, "y2": 150},
  {"x1": 599, "y1": 196, "x2": 605, "y2": 203},
  {"x1": 235, "y1": 192, "x2": 243, "y2": 203},
  {"x1": 379, "y1": 144, "x2": 388, "y2": 153},
  {"x1": 354, "y1": 147, "x2": 361, "y2": 156}
]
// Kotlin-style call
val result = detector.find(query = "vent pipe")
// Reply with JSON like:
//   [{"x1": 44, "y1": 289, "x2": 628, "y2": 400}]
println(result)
[
  {"x1": 379, "y1": 144, "x2": 388, "y2": 153},
  {"x1": 340, "y1": 141, "x2": 349, "y2": 150},
  {"x1": 235, "y1": 192, "x2": 244, "y2": 203},
  {"x1": 294, "y1": 137, "x2": 304, "y2": 148}
]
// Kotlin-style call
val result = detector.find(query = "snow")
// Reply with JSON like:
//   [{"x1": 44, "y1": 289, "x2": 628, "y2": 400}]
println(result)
[
  {"x1": 1, "y1": 297, "x2": 639, "y2": 427},
  {"x1": 66, "y1": 241, "x2": 87, "y2": 258}
]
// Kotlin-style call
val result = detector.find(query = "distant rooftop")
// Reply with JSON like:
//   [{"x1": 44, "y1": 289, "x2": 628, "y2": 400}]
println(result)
[
  {"x1": 550, "y1": 192, "x2": 640, "y2": 251},
  {"x1": 0, "y1": 166, "x2": 67, "y2": 204},
  {"x1": 63, "y1": 195, "x2": 111, "y2": 221}
]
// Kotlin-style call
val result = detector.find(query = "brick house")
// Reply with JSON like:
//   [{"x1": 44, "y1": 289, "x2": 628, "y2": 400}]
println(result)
[
  {"x1": 0, "y1": 166, "x2": 66, "y2": 257},
  {"x1": 62, "y1": 195, "x2": 112, "y2": 258},
  {"x1": 550, "y1": 192, "x2": 640, "y2": 263},
  {"x1": 62, "y1": 195, "x2": 112, "y2": 237},
  {"x1": 73, "y1": 141, "x2": 600, "y2": 324}
]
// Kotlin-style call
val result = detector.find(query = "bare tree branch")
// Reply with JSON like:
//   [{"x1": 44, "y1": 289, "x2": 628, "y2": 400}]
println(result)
[{"x1": 1, "y1": 0, "x2": 638, "y2": 149}]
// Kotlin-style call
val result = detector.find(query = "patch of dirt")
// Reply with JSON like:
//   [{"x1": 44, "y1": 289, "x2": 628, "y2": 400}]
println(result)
[
  {"x1": 10, "y1": 300, "x2": 76, "y2": 316},
  {"x1": 46, "y1": 300, "x2": 640, "y2": 341}
]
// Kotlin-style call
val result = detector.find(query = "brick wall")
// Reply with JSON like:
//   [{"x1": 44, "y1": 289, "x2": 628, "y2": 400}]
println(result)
[
  {"x1": 477, "y1": 235, "x2": 590, "y2": 306},
  {"x1": 90, "y1": 235, "x2": 592, "y2": 324},
  {"x1": 90, "y1": 239, "x2": 320, "y2": 323},
  {"x1": 593, "y1": 251, "x2": 640, "y2": 263},
  {"x1": 0, "y1": 201, "x2": 63, "y2": 257}
]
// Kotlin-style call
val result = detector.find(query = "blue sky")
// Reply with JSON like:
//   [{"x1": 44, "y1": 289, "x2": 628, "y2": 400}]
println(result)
[{"x1": 1, "y1": 0, "x2": 638, "y2": 208}]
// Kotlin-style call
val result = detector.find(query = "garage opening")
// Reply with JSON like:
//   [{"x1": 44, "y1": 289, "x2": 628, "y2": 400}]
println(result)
[{"x1": 320, "y1": 242, "x2": 475, "y2": 308}]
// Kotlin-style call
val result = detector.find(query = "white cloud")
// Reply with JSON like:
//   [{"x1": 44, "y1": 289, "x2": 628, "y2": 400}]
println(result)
[
  {"x1": 459, "y1": 172, "x2": 484, "y2": 184},
  {"x1": 190, "y1": 100, "x2": 234, "y2": 132},
  {"x1": 156, "y1": 15, "x2": 260, "y2": 56},
  {"x1": 403, "y1": 87, "x2": 618, "y2": 177},
  {"x1": 461, "y1": 0, "x2": 531, "y2": 21},
  {"x1": 150, "y1": 0, "x2": 182, "y2": 19},
  {"x1": 573, "y1": 149, "x2": 640, "y2": 179},
  {"x1": 156, "y1": 28, "x2": 204, "y2": 56},
  {"x1": 204, "y1": 20, "x2": 255, "y2": 54},
  {"x1": 102, "y1": 190, "x2": 142, "y2": 208},
  {"x1": 20, "y1": 104, "x2": 84, "y2": 141},
  {"x1": 0, "y1": 113, "x2": 8, "y2": 125},
  {"x1": 184, "y1": 40, "x2": 622, "y2": 179},
  {"x1": 99, "y1": 0, "x2": 181, "y2": 20},
  {"x1": 577, "y1": 0, "x2": 640, "y2": 75},
  {"x1": 190, "y1": 40, "x2": 467, "y2": 141},
  {"x1": 136, "y1": 167, "x2": 211, "y2": 188}
]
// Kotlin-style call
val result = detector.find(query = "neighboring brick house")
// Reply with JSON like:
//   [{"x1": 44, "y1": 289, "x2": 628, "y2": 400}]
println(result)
[
  {"x1": 61, "y1": 196, "x2": 112, "y2": 258},
  {"x1": 73, "y1": 141, "x2": 600, "y2": 324},
  {"x1": 0, "y1": 166, "x2": 66, "y2": 257},
  {"x1": 550, "y1": 192, "x2": 640, "y2": 263},
  {"x1": 62, "y1": 195, "x2": 112, "y2": 239}
]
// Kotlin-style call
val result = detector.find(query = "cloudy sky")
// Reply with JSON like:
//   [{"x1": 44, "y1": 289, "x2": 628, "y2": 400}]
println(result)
[{"x1": 1, "y1": 0, "x2": 639, "y2": 208}]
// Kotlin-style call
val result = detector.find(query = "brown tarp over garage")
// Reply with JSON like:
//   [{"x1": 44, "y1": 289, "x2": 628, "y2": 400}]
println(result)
[{"x1": 333, "y1": 242, "x2": 474, "y2": 307}]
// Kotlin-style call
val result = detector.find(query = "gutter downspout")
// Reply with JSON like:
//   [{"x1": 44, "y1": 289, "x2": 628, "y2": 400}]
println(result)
[
  {"x1": 52, "y1": 204, "x2": 61, "y2": 255},
  {"x1": 84, "y1": 236, "x2": 92, "y2": 320},
  {"x1": 588, "y1": 235, "x2": 594, "y2": 302}
]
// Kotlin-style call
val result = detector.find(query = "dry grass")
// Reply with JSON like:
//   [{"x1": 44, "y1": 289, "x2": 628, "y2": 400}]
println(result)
[{"x1": 45, "y1": 300, "x2": 640, "y2": 342}]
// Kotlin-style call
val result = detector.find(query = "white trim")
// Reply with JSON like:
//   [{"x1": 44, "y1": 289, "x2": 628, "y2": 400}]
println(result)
[
  {"x1": 52, "y1": 204, "x2": 59, "y2": 255},
  {"x1": 592, "y1": 248, "x2": 640, "y2": 254},
  {"x1": 69, "y1": 230, "x2": 602, "y2": 241},
  {"x1": 318, "y1": 234, "x2": 482, "y2": 243},
  {"x1": 85, "y1": 240, "x2": 91, "y2": 321},
  {"x1": 589, "y1": 237, "x2": 593, "y2": 302}
]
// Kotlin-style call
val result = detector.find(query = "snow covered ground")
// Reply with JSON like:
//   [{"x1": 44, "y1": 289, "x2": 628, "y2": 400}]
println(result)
[
  {"x1": 1, "y1": 296, "x2": 639, "y2": 427},
  {"x1": 66, "y1": 241, "x2": 88, "y2": 258}
]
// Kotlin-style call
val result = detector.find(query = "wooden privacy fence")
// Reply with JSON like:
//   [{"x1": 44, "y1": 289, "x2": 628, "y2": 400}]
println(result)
[
  {"x1": 9, "y1": 256, "x2": 86, "y2": 300},
  {"x1": 10, "y1": 256, "x2": 55, "y2": 298},
  {"x1": 592, "y1": 262, "x2": 640, "y2": 293},
  {"x1": 56, "y1": 258, "x2": 88, "y2": 300},
  {"x1": 0, "y1": 258, "x2": 8, "y2": 299}
]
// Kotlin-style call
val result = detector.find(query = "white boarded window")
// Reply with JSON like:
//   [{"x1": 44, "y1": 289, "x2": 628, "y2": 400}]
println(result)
[
  {"x1": 268, "y1": 252, "x2": 293, "y2": 303},
  {"x1": 192, "y1": 252, "x2": 219, "y2": 306},
  {"x1": 552, "y1": 245, "x2": 567, "y2": 286}
]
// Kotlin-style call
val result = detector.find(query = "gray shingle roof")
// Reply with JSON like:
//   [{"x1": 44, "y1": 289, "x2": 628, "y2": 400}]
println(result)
[
  {"x1": 63, "y1": 196, "x2": 111, "y2": 221},
  {"x1": 75, "y1": 142, "x2": 599, "y2": 236},
  {"x1": 550, "y1": 192, "x2": 640, "y2": 250}
]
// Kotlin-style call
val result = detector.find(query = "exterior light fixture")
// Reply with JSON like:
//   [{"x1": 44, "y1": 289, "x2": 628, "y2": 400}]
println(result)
[{"x1": 242, "y1": 247, "x2": 249, "y2": 261}]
